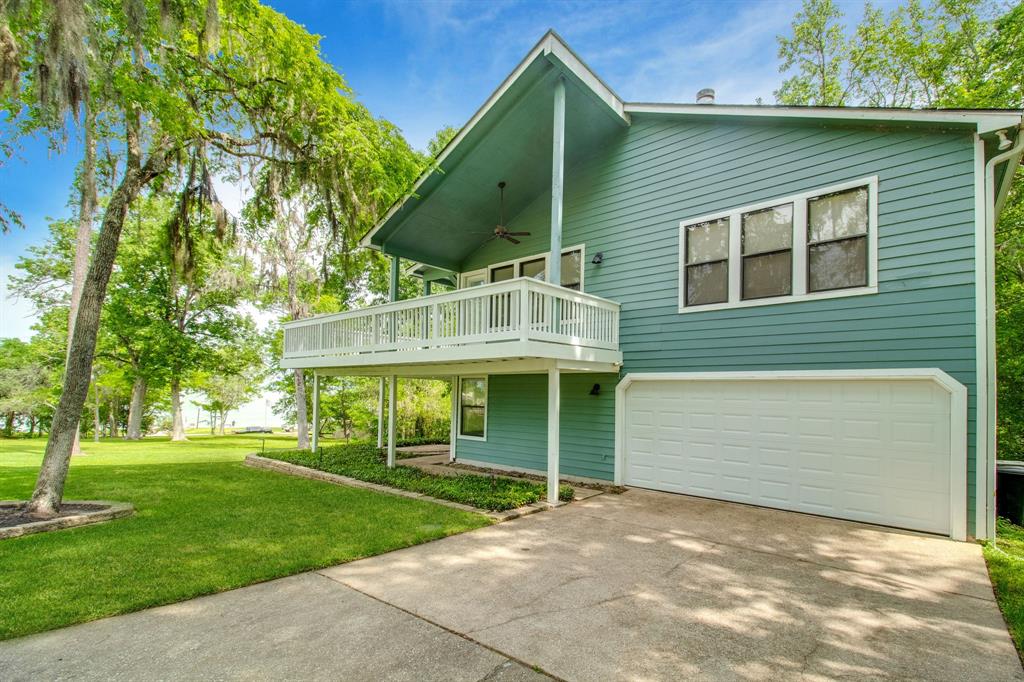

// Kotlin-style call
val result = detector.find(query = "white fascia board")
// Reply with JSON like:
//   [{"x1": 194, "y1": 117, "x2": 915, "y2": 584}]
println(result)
[
  {"x1": 360, "y1": 31, "x2": 628, "y2": 251},
  {"x1": 315, "y1": 358, "x2": 621, "y2": 378},
  {"x1": 623, "y1": 103, "x2": 1023, "y2": 135}
]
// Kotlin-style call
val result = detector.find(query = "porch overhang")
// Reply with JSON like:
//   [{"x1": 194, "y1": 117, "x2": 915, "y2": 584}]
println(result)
[{"x1": 360, "y1": 31, "x2": 628, "y2": 272}]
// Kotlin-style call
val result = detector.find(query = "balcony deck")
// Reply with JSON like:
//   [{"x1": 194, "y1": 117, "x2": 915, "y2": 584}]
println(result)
[{"x1": 280, "y1": 278, "x2": 622, "y2": 375}]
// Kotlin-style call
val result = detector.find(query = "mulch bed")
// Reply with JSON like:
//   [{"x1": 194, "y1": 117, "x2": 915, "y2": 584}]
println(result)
[
  {"x1": 0, "y1": 503, "x2": 108, "y2": 529},
  {"x1": 0, "y1": 500, "x2": 135, "y2": 539}
]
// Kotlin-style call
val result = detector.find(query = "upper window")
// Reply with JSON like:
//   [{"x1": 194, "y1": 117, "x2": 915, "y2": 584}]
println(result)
[
  {"x1": 461, "y1": 245, "x2": 585, "y2": 291},
  {"x1": 678, "y1": 177, "x2": 877, "y2": 313},
  {"x1": 459, "y1": 377, "x2": 487, "y2": 439}
]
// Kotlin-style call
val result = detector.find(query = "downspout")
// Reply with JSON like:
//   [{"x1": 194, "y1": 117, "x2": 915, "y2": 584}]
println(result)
[{"x1": 981, "y1": 124, "x2": 1024, "y2": 540}]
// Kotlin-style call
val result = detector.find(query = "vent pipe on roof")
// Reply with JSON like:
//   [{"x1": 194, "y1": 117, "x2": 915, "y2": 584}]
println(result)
[{"x1": 696, "y1": 88, "x2": 715, "y2": 104}]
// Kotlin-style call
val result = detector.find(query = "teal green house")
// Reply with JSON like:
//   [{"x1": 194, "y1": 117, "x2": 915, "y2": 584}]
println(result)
[{"x1": 282, "y1": 32, "x2": 1023, "y2": 542}]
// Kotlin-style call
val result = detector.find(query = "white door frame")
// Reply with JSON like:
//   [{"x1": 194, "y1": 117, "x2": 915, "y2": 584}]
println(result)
[{"x1": 614, "y1": 369, "x2": 968, "y2": 541}]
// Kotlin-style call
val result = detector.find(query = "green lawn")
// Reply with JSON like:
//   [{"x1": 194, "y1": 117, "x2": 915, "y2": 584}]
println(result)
[
  {"x1": 0, "y1": 435, "x2": 489, "y2": 640},
  {"x1": 985, "y1": 518, "x2": 1024, "y2": 656},
  {"x1": 269, "y1": 443, "x2": 574, "y2": 510}
]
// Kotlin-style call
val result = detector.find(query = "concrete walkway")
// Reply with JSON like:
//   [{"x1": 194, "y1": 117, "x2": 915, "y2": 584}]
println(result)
[{"x1": 2, "y1": 489, "x2": 1021, "y2": 680}]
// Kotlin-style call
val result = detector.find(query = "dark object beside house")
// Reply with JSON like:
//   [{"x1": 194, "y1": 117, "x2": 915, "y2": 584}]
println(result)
[
  {"x1": 997, "y1": 460, "x2": 1024, "y2": 525},
  {"x1": 235, "y1": 426, "x2": 273, "y2": 434}
]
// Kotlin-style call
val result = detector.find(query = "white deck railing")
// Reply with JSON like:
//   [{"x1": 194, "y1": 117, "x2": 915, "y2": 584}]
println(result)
[{"x1": 282, "y1": 278, "x2": 620, "y2": 361}]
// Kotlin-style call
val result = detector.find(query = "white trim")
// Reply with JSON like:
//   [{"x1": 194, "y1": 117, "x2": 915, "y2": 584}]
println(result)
[
  {"x1": 678, "y1": 176, "x2": 879, "y2": 314},
  {"x1": 316, "y1": 358, "x2": 620, "y2": 378},
  {"x1": 387, "y1": 375, "x2": 397, "y2": 467},
  {"x1": 457, "y1": 376, "x2": 488, "y2": 441},
  {"x1": 973, "y1": 135, "x2": 989, "y2": 540},
  {"x1": 449, "y1": 375, "x2": 459, "y2": 462},
  {"x1": 623, "y1": 102, "x2": 1023, "y2": 135},
  {"x1": 547, "y1": 367, "x2": 561, "y2": 505},
  {"x1": 360, "y1": 31, "x2": 626, "y2": 250},
  {"x1": 614, "y1": 369, "x2": 969, "y2": 541},
  {"x1": 455, "y1": 458, "x2": 608, "y2": 486}
]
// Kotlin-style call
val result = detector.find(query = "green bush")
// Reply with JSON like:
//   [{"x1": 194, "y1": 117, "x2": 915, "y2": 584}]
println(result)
[{"x1": 267, "y1": 444, "x2": 573, "y2": 511}]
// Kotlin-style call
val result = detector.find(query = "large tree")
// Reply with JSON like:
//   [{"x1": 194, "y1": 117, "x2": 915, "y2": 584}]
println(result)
[{"x1": 2, "y1": 0, "x2": 418, "y2": 517}]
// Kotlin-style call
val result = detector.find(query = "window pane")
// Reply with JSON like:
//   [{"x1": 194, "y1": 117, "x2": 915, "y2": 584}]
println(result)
[
  {"x1": 490, "y1": 264, "x2": 514, "y2": 283},
  {"x1": 461, "y1": 406, "x2": 485, "y2": 437},
  {"x1": 686, "y1": 218, "x2": 729, "y2": 264},
  {"x1": 742, "y1": 204, "x2": 793, "y2": 255},
  {"x1": 743, "y1": 251, "x2": 793, "y2": 299},
  {"x1": 460, "y1": 378, "x2": 486, "y2": 407},
  {"x1": 561, "y1": 250, "x2": 582, "y2": 290},
  {"x1": 521, "y1": 257, "x2": 546, "y2": 281},
  {"x1": 808, "y1": 237, "x2": 867, "y2": 291},
  {"x1": 808, "y1": 187, "x2": 868, "y2": 243},
  {"x1": 686, "y1": 261, "x2": 728, "y2": 306}
]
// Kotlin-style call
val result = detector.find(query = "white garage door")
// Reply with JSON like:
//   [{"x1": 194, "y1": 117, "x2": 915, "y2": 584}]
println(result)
[{"x1": 624, "y1": 377, "x2": 953, "y2": 534}]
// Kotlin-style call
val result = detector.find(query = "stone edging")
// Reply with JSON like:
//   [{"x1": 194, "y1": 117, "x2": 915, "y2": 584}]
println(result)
[
  {"x1": 244, "y1": 454, "x2": 555, "y2": 522},
  {"x1": 0, "y1": 500, "x2": 135, "y2": 540}
]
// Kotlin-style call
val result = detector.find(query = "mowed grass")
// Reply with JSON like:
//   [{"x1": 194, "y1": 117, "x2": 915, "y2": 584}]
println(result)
[
  {"x1": 0, "y1": 435, "x2": 489, "y2": 640},
  {"x1": 985, "y1": 518, "x2": 1024, "y2": 656}
]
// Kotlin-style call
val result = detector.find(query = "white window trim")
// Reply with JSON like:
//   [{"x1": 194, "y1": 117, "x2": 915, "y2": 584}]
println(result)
[
  {"x1": 677, "y1": 176, "x2": 879, "y2": 314},
  {"x1": 457, "y1": 376, "x2": 488, "y2": 441},
  {"x1": 459, "y1": 244, "x2": 586, "y2": 291}
]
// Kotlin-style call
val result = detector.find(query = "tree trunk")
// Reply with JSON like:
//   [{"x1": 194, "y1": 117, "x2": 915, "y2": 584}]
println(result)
[
  {"x1": 294, "y1": 369, "x2": 309, "y2": 449},
  {"x1": 25, "y1": 133, "x2": 172, "y2": 519},
  {"x1": 126, "y1": 376, "x2": 147, "y2": 440},
  {"x1": 218, "y1": 410, "x2": 226, "y2": 436},
  {"x1": 4, "y1": 412, "x2": 13, "y2": 437},
  {"x1": 29, "y1": 416, "x2": 35, "y2": 437},
  {"x1": 93, "y1": 381, "x2": 101, "y2": 443},
  {"x1": 108, "y1": 398, "x2": 117, "y2": 438},
  {"x1": 170, "y1": 378, "x2": 187, "y2": 442}
]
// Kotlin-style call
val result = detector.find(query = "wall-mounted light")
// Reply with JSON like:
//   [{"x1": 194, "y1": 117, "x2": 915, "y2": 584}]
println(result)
[
  {"x1": 997, "y1": 129, "x2": 1013, "y2": 151},
  {"x1": 589, "y1": 383, "x2": 601, "y2": 396},
  {"x1": 591, "y1": 252, "x2": 604, "y2": 265}
]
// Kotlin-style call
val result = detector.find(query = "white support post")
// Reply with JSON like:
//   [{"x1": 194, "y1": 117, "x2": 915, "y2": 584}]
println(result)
[
  {"x1": 549, "y1": 77, "x2": 565, "y2": 289},
  {"x1": 376, "y1": 377, "x2": 385, "y2": 449},
  {"x1": 387, "y1": 375, "x2": 397, "y2": 468},
  {"x1": 547, "y1": 367, "x2": 561, "y2": 506},
  {"x1": 311, "y1": 372, "x2": 319, "y2": 453},
  {"x1": 449, "y1": 375, "x2": 459, "y2": 462}
]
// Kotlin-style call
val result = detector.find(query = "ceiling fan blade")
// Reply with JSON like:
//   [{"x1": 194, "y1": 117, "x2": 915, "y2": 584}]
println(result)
[
  {"x1": 503, "y1": 235, "x2": 521, "y2": 245},
  {"x1": 505, "y1": 231, "x2": 531, "y2": 236}
]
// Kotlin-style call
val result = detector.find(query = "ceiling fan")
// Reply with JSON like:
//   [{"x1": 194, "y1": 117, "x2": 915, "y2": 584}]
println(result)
[{"x1": 480, "y1": 181, "x2": 530, "y2": 245}]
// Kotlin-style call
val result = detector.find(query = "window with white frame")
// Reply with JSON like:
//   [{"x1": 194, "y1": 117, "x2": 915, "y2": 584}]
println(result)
[
  {"x1": 460, "y1": 245, "x2": 585, "y2": 291},
  {"x1": 459, "y1": 377, "x2": 487, "y2": 439},
  {"x1": 678, "y1": 177, "x2": 877, "y2": 312}
]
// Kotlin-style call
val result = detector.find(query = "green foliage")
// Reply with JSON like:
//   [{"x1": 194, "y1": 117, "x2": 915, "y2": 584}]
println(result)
[
  {"x1": 0, "y1": 435, "x2": 487, "y2": 639},
  {"x1": 270, "y1": 443, "x2": 574, "y2": 511},
  {"x1": 984, "y1": 517, "x2": 1024, "y2": 654},
  {"x1": 426, "y1": 124, "x2": 459, "y2": 158}
]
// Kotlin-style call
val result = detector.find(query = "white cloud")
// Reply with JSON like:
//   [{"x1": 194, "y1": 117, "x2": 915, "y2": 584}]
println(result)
[{"x1": 0, "y1": 255, "x2": 37, "y2": 341}]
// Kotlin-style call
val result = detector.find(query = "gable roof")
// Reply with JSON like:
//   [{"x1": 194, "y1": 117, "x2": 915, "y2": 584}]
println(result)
[{"x1": 362, "y1": 30, "x2": 1023, "y2": 267}]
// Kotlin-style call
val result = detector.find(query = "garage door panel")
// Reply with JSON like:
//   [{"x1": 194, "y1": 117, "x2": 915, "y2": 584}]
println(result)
[{"x1": 624, "y1": 379, "x2": 952, "y2": 535}]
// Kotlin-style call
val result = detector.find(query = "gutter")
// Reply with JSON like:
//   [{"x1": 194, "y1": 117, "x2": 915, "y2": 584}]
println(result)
[{"x1": 981, "y1": 124, "x2": 1024, "y2": 539}]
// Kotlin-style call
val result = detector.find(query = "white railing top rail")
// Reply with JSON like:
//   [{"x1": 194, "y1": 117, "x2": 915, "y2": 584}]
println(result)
[{"x1": 282, "y1": 277, "x2": 620, "y2": 329}]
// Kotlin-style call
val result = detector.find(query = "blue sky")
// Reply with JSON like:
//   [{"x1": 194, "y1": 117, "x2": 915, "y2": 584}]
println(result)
[{"x1": 0, "y1": 0, "x2": 840, "y2": 342}]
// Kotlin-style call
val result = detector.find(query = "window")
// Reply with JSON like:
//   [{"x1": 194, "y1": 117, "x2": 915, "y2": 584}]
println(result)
[
  {"x1": 678, "y1": 177, "x2": 877, "y2": 313},
  {"x1": 685, "y1": 218, "x2": 729, "y2": 306},
  {"x1": 561, "y1": 250, "x2": 582, "y2": 290},
  {"x1": 742, "y1": 204, "x2": 793, "y2": 300},
  {"x1": 807, "y1": 187, "x2": 869, "y2": 292},
  {"x1": 461, "y1": 245, "x2": 586, "y2": 292},
  {"x1": 459, "y1": 377, "x2": 487, "y2": 439}
]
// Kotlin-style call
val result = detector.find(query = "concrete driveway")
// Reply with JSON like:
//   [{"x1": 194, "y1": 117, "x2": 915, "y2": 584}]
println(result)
[
  {"x1": 2, "y1": 489, "x2": 1021, "y2": 680},
  {"x1": 324, "y1": 489, "x2": 1023, "y2": 680}
]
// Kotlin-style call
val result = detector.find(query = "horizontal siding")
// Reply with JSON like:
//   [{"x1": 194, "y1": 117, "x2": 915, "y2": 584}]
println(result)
[
  {"x1": 456, "y1": 373, "x2": 617, "y2": 481},
  {"x1": 460, "y1": 117, "x2": 978, "y2": 533}
]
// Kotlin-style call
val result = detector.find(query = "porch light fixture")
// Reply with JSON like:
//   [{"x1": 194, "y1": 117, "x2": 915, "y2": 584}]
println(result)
[
  {"x1": 997, "y1": 129, "x2": 1013, "y2": 151},
  {"x1": 591, "y1": 252, "x2": 604, "y2": 265},
  {"x1": 589, "y1": 383, "x2": 601, "y2": 396}
]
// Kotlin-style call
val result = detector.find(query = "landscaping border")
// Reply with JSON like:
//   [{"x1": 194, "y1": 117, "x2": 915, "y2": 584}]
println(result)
[
  {"x1": 244, "y1": 454, "x2": 553, "y2": 522},
  {"x1": 0, "y1": 500, "x2": 135, "y2": 540}
]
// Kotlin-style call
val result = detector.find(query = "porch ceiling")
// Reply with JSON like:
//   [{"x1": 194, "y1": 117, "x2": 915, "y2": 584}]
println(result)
[{"x1": 365, "y1": 52, "x2": 624, "y2": 272}]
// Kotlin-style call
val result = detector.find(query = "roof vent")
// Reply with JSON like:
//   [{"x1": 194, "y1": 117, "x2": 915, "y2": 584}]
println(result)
[{"x1": 696, "y1": 88, "x2": 715, "y2": 105}]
